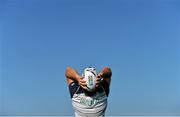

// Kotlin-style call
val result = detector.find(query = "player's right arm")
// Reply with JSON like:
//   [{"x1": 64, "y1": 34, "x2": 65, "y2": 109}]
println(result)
[
  {"x1": 96, "y1": 67, "x2": 112, "y2": 96},
  {"x1": 65, "y1": 67, "x2": 87, "y2": 89}
]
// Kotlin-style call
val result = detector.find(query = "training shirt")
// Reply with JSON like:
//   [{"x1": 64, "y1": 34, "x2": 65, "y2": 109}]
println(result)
[{"x1": 68, "y1": 80, "x2": 109, "y2": 117}]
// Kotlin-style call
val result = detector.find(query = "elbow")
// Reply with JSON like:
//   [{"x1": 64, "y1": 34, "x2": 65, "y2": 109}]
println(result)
[
  {"x1": 66, "y1": 66, "x2": 72, "y2": 71},
  {"x1": 104, "y1": 67, "x2": 112, "y2": 73},
  {"x1": 65, "y1": 66, "x2": 71, "y2": 77},
  {"x1": 103, "y1": 67, "x2": 112, "y2": 77},
  {"x1": 104, "y1": 67, "x2": 111, "y2": 70}
]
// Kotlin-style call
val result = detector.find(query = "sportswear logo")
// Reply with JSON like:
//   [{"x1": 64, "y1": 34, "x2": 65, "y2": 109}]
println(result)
[
  {"x1": 79, "y1": 96, "x2": 98, "y2": 106},
  {"x1": 88, "y1": 76, "x2": 93, "y2": 86}
]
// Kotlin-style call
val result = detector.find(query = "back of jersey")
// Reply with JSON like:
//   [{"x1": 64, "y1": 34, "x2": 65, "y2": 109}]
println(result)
[{"x1": 72, "y1": 91, "x2": 108, "y2": 117}]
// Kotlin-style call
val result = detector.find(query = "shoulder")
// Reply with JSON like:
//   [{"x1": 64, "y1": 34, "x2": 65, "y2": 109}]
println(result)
[{"x1": 68, "y1": 82, "x2": 84, "y2": 98}]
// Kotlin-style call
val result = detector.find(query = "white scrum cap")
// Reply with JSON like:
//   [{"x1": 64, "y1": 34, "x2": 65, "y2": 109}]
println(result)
[{"x1": 82, "y1": 67, "x2": 97, "y2": 92}]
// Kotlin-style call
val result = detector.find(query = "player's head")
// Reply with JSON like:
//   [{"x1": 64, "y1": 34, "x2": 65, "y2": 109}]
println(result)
[
  {"x1": 82, "y1": 67, "x2": 97, "y2": 77},
  {"x1": 82, "y1": 67, "x2": 97, "y2": 92}
]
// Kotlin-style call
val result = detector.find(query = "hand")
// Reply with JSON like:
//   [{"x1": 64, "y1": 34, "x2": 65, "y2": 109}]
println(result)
[
  {"x1": 78, "y1": 76, "x2": 88, "y2": 90},
  {"x1": 96, "y1": 73, "x2": 102, "y2": 88}
]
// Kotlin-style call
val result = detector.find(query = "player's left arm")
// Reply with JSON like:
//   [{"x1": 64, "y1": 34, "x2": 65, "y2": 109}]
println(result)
[{"x1": 96, "y1": 67, "x2": 112, "y2": 87}]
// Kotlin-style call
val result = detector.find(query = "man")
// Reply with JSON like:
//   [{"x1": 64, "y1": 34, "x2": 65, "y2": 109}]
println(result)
[{"x1": 65, "y1": 66, "x2": 112, "y2": 117}]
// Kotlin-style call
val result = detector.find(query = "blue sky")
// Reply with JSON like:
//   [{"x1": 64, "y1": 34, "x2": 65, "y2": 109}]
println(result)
[{"x1": 0, "y1": 0, "x2": 180, "y2": 116}]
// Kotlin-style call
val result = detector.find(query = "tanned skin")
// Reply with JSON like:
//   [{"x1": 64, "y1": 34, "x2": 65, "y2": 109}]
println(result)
[{"x1": 65, "y1": 67, "x2": 112, "y2": 90}]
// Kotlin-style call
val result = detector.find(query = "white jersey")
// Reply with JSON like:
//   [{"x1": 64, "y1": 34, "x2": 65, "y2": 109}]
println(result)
[
  {"x1": 68, "y1": 81, "x2": 109, "y2": 117},
  {"x1": 72, "y1": 90, "x2": 107, "y2": 117}
]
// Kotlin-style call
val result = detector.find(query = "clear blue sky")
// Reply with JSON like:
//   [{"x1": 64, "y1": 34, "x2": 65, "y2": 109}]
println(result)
[{"x1": 0, "y1": 0, "x2": 180, "y2": 116}]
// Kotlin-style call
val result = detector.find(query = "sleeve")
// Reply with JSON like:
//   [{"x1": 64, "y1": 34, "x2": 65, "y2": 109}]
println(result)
[
  {"x1": 68, "y1": 82, "x2": 79, "y2": 98},
  {"x1": 100, "y1": 80, "x2": 110, "y2": 97}
]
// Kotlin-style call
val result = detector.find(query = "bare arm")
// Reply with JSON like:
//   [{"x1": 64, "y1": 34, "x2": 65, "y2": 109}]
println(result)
[
  {"x1": 98, "y1": 67, "x2": 112, "y2": 85},
  {"x1": 65, "y1": 67, "x2": 80, "y2": 85},
  {"x1": 65, "y1": 67, "x2": 87, "y2": 89}
]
